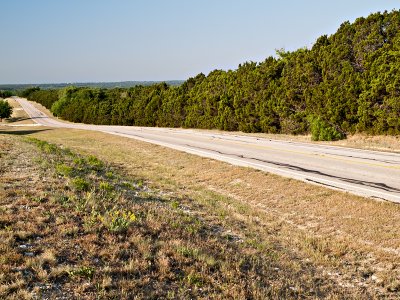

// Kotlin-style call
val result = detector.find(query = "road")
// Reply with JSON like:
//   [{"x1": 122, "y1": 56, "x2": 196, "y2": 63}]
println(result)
[{"x1": 13, "y1": 96, "x2": 400, "y2": 204}]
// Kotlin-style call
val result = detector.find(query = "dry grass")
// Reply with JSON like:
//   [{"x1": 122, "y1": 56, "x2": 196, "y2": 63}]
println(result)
[
  {"x1": 0, "y1": 134, "x2": 357, "y2": 299},
  {"x1": 327, "y1": 134, "x2": 400, "y2": 153},
  {"x1": 1, "y1": 127, "x2": 400, "y2": 299}
]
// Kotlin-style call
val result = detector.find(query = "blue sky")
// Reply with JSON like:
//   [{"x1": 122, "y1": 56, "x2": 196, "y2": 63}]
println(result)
[{"x1": 1, "y1": 0, "x2": 400, "y2": 84}]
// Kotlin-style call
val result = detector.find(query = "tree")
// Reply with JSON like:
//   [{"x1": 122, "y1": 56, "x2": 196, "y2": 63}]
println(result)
[{"x1": 0, "y1": 99, "x2": 13, "y2": 121}]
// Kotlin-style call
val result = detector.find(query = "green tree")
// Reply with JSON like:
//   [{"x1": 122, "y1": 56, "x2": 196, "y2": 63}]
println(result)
[{"x1": 0, "y1": 99, "x2": 13, "y2": 121}]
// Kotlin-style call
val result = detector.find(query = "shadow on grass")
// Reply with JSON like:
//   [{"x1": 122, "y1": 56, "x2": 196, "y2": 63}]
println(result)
[
  {"x1": 0, "y1": 128, "x2": 51, "y2": 136},
  {"x1": 7, "y1": 117, "x2": 33, "y2": 122}
]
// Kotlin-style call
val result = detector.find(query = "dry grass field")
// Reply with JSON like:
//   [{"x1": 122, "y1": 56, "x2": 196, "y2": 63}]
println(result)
[{"x1": 1, "y1": 125, "x2": 400, "y2": 299}]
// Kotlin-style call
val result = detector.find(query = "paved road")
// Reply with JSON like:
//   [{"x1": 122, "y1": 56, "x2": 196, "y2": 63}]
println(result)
[{"x1": 14, "y1": 97, "x2": 400, "y2": 203}]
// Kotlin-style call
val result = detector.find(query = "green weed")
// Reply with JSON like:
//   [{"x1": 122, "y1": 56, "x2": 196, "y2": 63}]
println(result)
[
  {"x1": 68, "y1": 266, "x2": 95, "y2": 280},
  {"x1": 87, "y1": 155, "x2": 104, "y2": 170},
  {"x1": 72, "y1": 177, "x2": 90, "y2": 191},
  {"x1": 185, "y1": 271, "x2": 204, "y2": 287},
  {"x1": 56, "y1": 163, "x2": 74, "y2": 177},
  {"x1": 177, "y1": 246, "x2": 199, "y2": 258},
  {"x1": 170, "y1": 200, "x2": 180, "y2": 209},
  {"x1": 99, "y1": 181, "x2": 114, "y2": 192},
  {"x1": 99, "y1": 210, "x2": 136, "y2": 233}
]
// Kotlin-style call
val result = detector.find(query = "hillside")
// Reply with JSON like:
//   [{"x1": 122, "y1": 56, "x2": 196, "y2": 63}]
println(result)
[{"x1": 22, "y1": 10, "x2": 400, "y2": 140}]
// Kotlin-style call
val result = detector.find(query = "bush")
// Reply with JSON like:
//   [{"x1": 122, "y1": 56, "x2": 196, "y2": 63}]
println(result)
[
  {"x1": 309, "y1": 117, "x2": 346, "y2": 141},
  {"x1": 0, "y1": 90, "x2": 14, "y2": 98},
  {"x1": 0, "y1": 99, "x2": 13, "y2": 121}
]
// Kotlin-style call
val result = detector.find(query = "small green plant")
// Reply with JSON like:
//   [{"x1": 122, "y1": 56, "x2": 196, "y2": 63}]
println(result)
[
  {"x1": 56, "y1": 194, "x2": 70, "y2": 206},
  {"x1": 136, "y1": 179, "x2": 144, "y2": 188},
  {"x1": 67, "y1": 266, "x2": 95, "y2": 280},
  {"x1": 87, "y1": 155, "x2": 104, "y2": 170},
  {"x1": 177, "y1": 246, "x2": 199, "y2": 258},
  {"x1": 31, "y1": 196, "x2": 47, "y2": 203},
  {"x1": 73, "y1": 157, "x2": 86, "y2": 166},
  {"x1": 122, "y1": 181, "x2": 135, "y2": 190},
  {"x1": 99, "y1": 210, "x2": 136, "y2": 233},
  {"x1": 170, "y1": 200, "x2": 180, "y2": 209},
  {"x1": 83, "y1": 211, "x2": 100, "y2": 230},
  {"x1": 105, "y1": 171, "x2": 114, "y2": 179},
  {"x1": 99, "y1": 181, "x2": 114, "y2": 192},
  {"x1": 43, "y1": 143, "x2": 59, "y2": 154},
  {"x1": 185, "y1": 271, "x2": 204, "y2": 287},
  {"x1": 73, "y1": 196, "x2": 89, "y2": 212},
  {"x1": 56, "y1": 163, "x2": 74, "y2": 177},
  {"x1": 72, "y1": 177, "x2": 90, "y2": 191}
]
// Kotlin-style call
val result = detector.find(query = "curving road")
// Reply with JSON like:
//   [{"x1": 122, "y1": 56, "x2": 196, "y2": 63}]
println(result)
[{"x1": 14, "y1": 97, "x2": 400, "y2": 204}]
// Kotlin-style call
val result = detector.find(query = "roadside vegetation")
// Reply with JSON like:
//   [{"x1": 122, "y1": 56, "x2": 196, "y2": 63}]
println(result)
[
  {"x1": 1, "y1": 129, "x2": 400, "y2": 299},
  {"x1": 0, "y1": 90, "x2": 14, "y2": 99},
  {"x1": 0, "y1": 135, "x2": 347, "y2": 299},
  {"x1": 0, "y1": 99, "x2": 13, "y2": 122},
  {"x1": 21, "y1": 10, "x2": 400, "y2": 140}
]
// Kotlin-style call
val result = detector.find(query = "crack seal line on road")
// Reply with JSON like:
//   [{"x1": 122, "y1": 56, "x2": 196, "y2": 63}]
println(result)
[{"x1": 208, "y1": 135, "x2": 400, "y2": 170}]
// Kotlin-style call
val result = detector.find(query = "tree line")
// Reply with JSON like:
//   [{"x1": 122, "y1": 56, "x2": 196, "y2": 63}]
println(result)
[
  {"x1": 21, "y1": 10, "x2": 400, "y2": 140},
  {"x1": 0, "y1": 90, "x2": 14, "y2": 98}
]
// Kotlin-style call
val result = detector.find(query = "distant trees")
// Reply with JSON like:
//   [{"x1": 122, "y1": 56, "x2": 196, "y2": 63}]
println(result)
[
  {"x1": 0, "y1": 99, "x2": 13, "y2": 121},
  {"x1": 21, "y1": 10, "x2": 400, "y2": 140},
  {"x1": 0, "y1": 90, "x2": 14, "y2": 98}
]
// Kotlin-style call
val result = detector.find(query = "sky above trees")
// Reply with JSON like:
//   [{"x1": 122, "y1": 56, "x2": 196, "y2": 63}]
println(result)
[{"x1": 1, "y1": 0, "x2": 400, "y2": 84}]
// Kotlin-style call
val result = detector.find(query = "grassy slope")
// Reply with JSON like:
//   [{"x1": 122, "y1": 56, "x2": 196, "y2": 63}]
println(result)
[{"x1": 1, "y1": 127, "x2": 400, "y2": 299}]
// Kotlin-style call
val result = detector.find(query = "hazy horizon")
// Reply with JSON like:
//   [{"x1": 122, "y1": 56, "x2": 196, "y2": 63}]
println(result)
[
  {"x1": 0, "y1": 80, "x2": 185, "y2": 86},
  {"x1": 2, "y1": 0, "x2": 400, "y2": 84}
]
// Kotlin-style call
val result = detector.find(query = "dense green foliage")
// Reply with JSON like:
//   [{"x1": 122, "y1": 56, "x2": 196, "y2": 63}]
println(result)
[
  {"x1": 22, "y1": 11, "x2": 400, "y2": 140},
  {"x1": 0, "y1": 99, "x2": 13, "y2": 120},
  {"x1": 25, "y1": 88, "x2": 59, "y2": 109},
  {"x1": 309, "y1": 116, "x2": 346, "y2": 141},
  {"x1": 0, "y1": 90, "x2": 14, "y2": 98}
]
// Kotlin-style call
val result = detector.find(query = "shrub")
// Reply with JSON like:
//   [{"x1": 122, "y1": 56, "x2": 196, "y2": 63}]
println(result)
[
  {"x1": 309, "y1": 116, "x2": 346, "y2": 141},
  {"x1": 0, "y1": 99, "x2": 13, "y2": 121}
]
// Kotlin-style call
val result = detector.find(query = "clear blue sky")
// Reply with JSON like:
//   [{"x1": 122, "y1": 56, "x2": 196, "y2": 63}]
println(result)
[{"x1": 1, "y1": 0, "x2": 399, "y2": 84}]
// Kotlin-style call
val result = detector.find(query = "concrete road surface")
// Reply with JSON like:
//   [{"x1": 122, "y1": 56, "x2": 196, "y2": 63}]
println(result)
[{"x1": 13, "y1": 97, "x2": 400, "y2": 203}]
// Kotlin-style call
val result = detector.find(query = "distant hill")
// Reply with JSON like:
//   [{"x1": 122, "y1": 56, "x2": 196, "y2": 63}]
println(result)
[{"x1": 0, "y1": 81, "x2": 184, "y2": 90}]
